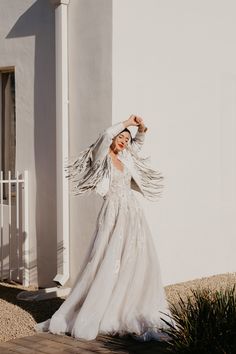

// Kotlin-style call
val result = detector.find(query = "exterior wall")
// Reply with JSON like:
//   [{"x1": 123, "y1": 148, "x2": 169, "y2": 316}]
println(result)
[
  {"x1": 0, "y1": 0, "x2": 57, "y2": 287},
  {"x1": 112, "y1": 0, "x2": 236, "y2": 285},
  {"x1": 1, "y1": 0, "x2": 235, "y2": 289},
  {"x1": 67, "y1": 0, "x2": 112, "y2": 286}
]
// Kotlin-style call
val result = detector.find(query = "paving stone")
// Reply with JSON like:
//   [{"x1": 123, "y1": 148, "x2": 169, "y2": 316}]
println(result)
[
  {"x1": 35, "y1": 333, "x2": 89, "y2": 348},
  {"x1": 20, "y1": 335, "x2": 49, "y2": 343},
  {"x1": 35, "y1": 333, "x2": 102, "y2": 350},
  {"x1": 7, "y1": 338, "x2": 44, "y2": 350},
  {"x1": 0, "y1": 333, "x2": 127, "y2": 354},
  {"x1": 1, "y1": 345, "x2": 39, "y2": 354},
  {"x1": 62, "y1": 349, "x2": 95, "y2": 354}
]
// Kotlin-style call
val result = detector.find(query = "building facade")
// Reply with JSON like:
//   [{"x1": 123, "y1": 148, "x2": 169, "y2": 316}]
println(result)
[{"x1": 0, "y1": 0, "x2": 235, "y2": 288}]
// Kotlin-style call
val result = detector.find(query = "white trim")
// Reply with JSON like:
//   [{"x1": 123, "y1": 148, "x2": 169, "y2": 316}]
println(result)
[
  {"x1": 0, "y1": 73, "x2": 2, "y2": 172},
  {"x1": 53, "y1": 1, "x2": 70, "y2": 286},
  {"x1": 0, "y1": 170, "x2": 29, "y2": 286},
  {"x1": 50, "y1": 0, "x2": 70, "y2": 6},
  {"x1": 17, "y1": 286, "x2": 71, "y2": 301},
  {"x1": 23, "y1": 170, "x2": 29, "y2": 286}
]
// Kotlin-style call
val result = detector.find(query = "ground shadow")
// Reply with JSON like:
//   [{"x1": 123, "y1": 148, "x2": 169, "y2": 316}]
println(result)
[
  {"x1": 0, "y1": 282, "x2": 64, "y2": 323},
  {"x1": 97, "y1": 333, "x2": 170, "y2": 353},
  {"x1": 0, "y1": 281, "x2": 172, "y2": 353}
]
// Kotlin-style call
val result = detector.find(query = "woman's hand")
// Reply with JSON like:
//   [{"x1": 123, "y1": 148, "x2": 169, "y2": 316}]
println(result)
[
  {"x1": 123, "y1": 115, "x2": 147, "y2": 131},
  {"x1": 123, "y1": 115, "x2": 147, "y2": 132},
  {"x1": 137, "y1": 120, "x2": 148, "y2": 133},
  {"x1": 123, "y1": 115, "x2": 139, "y2": 127}
]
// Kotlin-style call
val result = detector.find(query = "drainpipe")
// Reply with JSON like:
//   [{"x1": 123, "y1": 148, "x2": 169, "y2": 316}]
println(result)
[{"x1": 51, "y1": 0, "x2": 70, "y2": 286}]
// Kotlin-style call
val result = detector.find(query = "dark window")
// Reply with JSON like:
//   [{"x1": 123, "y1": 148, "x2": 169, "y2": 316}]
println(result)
[{"x1": 0, "y1": 69, "x2": 16, "y2": 199}]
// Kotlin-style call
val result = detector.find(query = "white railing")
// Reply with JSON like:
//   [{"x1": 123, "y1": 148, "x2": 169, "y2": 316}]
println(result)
[{"x1": 0, "y1": 170, "x2": 29, "y2": 286}]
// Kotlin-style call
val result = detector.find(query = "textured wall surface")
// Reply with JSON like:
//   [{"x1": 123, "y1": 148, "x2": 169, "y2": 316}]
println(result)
[
  {"x1": 0, "y1": 0, "x2": 56, "y2": 287},
  {"x1": 112, "y1": 0, "x2": 236, "y2": 285}
]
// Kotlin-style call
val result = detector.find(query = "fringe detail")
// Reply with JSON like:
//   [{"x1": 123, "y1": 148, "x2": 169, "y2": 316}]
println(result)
[
  {"x1": 64, "y1": 141, "x2": 165, "y2": 201},
  {"x1": 64, "y1": 147, "x2": 109, "y2": 196},
  {"x1": 64, "y1": 143, "x2": 94, "y2": 176},
  {"x1": 128, "y1": 147, "x2": 165, "y2": 202}
]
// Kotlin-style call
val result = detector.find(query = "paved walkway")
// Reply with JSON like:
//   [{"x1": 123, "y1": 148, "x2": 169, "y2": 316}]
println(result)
[{"x1": 0, "y1": 332, "x2": 168, "y2": 354}]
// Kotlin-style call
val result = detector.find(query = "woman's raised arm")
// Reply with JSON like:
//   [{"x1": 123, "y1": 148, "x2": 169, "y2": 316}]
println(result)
[
  {"x1": 91, "y1": 115, "x2": 147, "y2": 163},
  {"x1": 130, "y1": 116, "x2": 148, "y2": 153}
]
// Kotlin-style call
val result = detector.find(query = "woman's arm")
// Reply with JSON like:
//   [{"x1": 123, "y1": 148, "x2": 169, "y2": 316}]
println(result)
[
  {"x1": 91, "y1": 118, "x2": 131, "y2": 164},
  {"x1": 131, "y1": 129, "x2": 146, "y2": 153},
  {"x1": 91, "y1": 115, "x2": 146, "y2": 163},
  {"x1": 106, "y1": 115, "x2": 148, "y2": 155},
  {"x1": 130, "y1": 116, "x2": 148, "y2": 153},
  {"x1": 106, "y1": 115, "x2": 141, "y2": 136}
]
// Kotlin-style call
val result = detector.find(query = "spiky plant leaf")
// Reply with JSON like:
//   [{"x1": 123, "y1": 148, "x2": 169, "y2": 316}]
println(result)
[{"x1": 160, "y1": 286, "x2": 236, "y2": 353}]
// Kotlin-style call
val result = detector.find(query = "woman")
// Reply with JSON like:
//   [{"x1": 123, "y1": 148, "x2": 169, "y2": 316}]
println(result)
[{"x1": 35, "y1": 115, "x2": 171, "y2": 341}]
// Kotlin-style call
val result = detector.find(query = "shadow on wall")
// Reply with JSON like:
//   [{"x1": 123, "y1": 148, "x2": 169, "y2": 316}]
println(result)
[
  {"x1": 4, "y1": 0, "x2": 113, "y2": 289},
  {"x1": 67, "y1": 0, "x2": 113, "y2": 287},
  {"x1": 6, "y1": 0, "x2": 57, "y2": 287}
]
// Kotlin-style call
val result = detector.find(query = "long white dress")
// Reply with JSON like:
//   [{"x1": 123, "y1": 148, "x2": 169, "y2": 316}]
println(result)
[{"x1": 35, "y1": 160, "x2": 171, "y2": 341}]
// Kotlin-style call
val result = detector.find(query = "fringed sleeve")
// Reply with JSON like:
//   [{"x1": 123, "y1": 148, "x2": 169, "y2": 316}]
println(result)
[
  {"x1": 64, "y1": 121, "x2": 125, "y2": 196},
  {"x1": 64, "y1": 142, "x2": 97, "y2": 196},
  {"x1": 129, "y1": 148, "x2": 165, "y2": 202},
  {"x1": 65, "y1": 157, "x2": 110, "y2": 196},
  {"x1": 131, "y1": 129, "x2": 146, "y2": 153}
]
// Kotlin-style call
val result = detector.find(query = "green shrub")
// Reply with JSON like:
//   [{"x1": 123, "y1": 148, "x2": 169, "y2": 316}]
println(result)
[{"x1": 161, "y1": 286, "x2": 236, "y2": 353}]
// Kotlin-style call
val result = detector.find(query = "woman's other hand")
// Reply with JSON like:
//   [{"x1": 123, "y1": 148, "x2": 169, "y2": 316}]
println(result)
[
  {"x1": 124, "y1": 115, "x2": 140, "y2": 127},
  {"x1": 137, "y1": 120, "x2": 148, "y2": 133},
  {"x1": 124, "y1": 115, "x2": 145, "y2": 127},
  {"x1": 134, "y1": 115, "x2": 148, "y2": 133}
]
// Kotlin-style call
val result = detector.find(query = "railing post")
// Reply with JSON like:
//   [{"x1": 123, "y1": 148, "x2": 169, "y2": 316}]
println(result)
[
  {"x1": 8, "y1": 170, "x2": 11, "y2": 281},
  {"x1": 0, "y1": 171, "x2": 3, "y2": 281},
  {"x1": 23, "y1": 170, "x2": 29, "y2": 287},
  {"x1": 16, "y1": 170, "x2": 20, "y2": 281},
  {"x1": 0, "y1": 170, "x2": 29, "y2": 286}
]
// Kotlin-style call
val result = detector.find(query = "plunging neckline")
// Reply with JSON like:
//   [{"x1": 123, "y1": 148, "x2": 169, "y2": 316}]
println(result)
[{"x1": 108, "y1": 154, "x2": 125, "y2": 174}]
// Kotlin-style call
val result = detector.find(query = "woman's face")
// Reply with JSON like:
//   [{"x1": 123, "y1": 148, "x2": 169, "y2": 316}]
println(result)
[{"x1": 111, "y1": 131, "x2": 131, "y2": 152}]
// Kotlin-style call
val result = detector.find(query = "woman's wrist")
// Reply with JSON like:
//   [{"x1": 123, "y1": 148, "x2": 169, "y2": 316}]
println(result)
[
  {"x1": 138, "y1": 124, "x2": 147, "y2": 133},
  {"x1": 122, "y1": 116, "x2": 146, "y2": 130},
  {"x1": 123, "y1": 119, "x2": 130, "y2": 128}
]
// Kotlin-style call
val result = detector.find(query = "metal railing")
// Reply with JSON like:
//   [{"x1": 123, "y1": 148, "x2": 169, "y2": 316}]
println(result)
[{"x1": 0, "y1": 170, "x2": 29, "y2": 286}]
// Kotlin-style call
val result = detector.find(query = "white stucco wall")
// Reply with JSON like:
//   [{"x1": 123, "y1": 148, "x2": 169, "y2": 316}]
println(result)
[
  {"x1": 68, "y1": 0, "x2": 112, "y2": 287},
  {"x1": 112, "y1": 0, "x2": 236, "y2": 285},
  {"x1": 1, "y1": 0, "x2": 235, "y2": 289},
  {"x1": 0, "y1": 0, "x2": 57, "y2": 287}
]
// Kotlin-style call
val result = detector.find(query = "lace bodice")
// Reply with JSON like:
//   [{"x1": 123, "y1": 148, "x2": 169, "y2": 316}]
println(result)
[{"x1": 105, "y1": 161, "x2": 132, "y2": 199}]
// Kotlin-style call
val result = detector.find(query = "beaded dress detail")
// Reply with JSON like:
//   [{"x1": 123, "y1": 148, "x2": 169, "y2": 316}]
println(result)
[{"x1": 35, "y1": 160, "x2": 171, "y2": 341}]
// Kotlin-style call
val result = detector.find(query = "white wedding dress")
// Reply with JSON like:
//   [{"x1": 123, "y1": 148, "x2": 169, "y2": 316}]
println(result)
[{"x1": 35, "y1": 161, "x2": 171, "y2": 341}]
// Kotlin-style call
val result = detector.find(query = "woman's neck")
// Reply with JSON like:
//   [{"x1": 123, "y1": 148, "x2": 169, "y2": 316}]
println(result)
[{"x1": 109, "y1": 147, "x2": 119, "y2": 156}]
